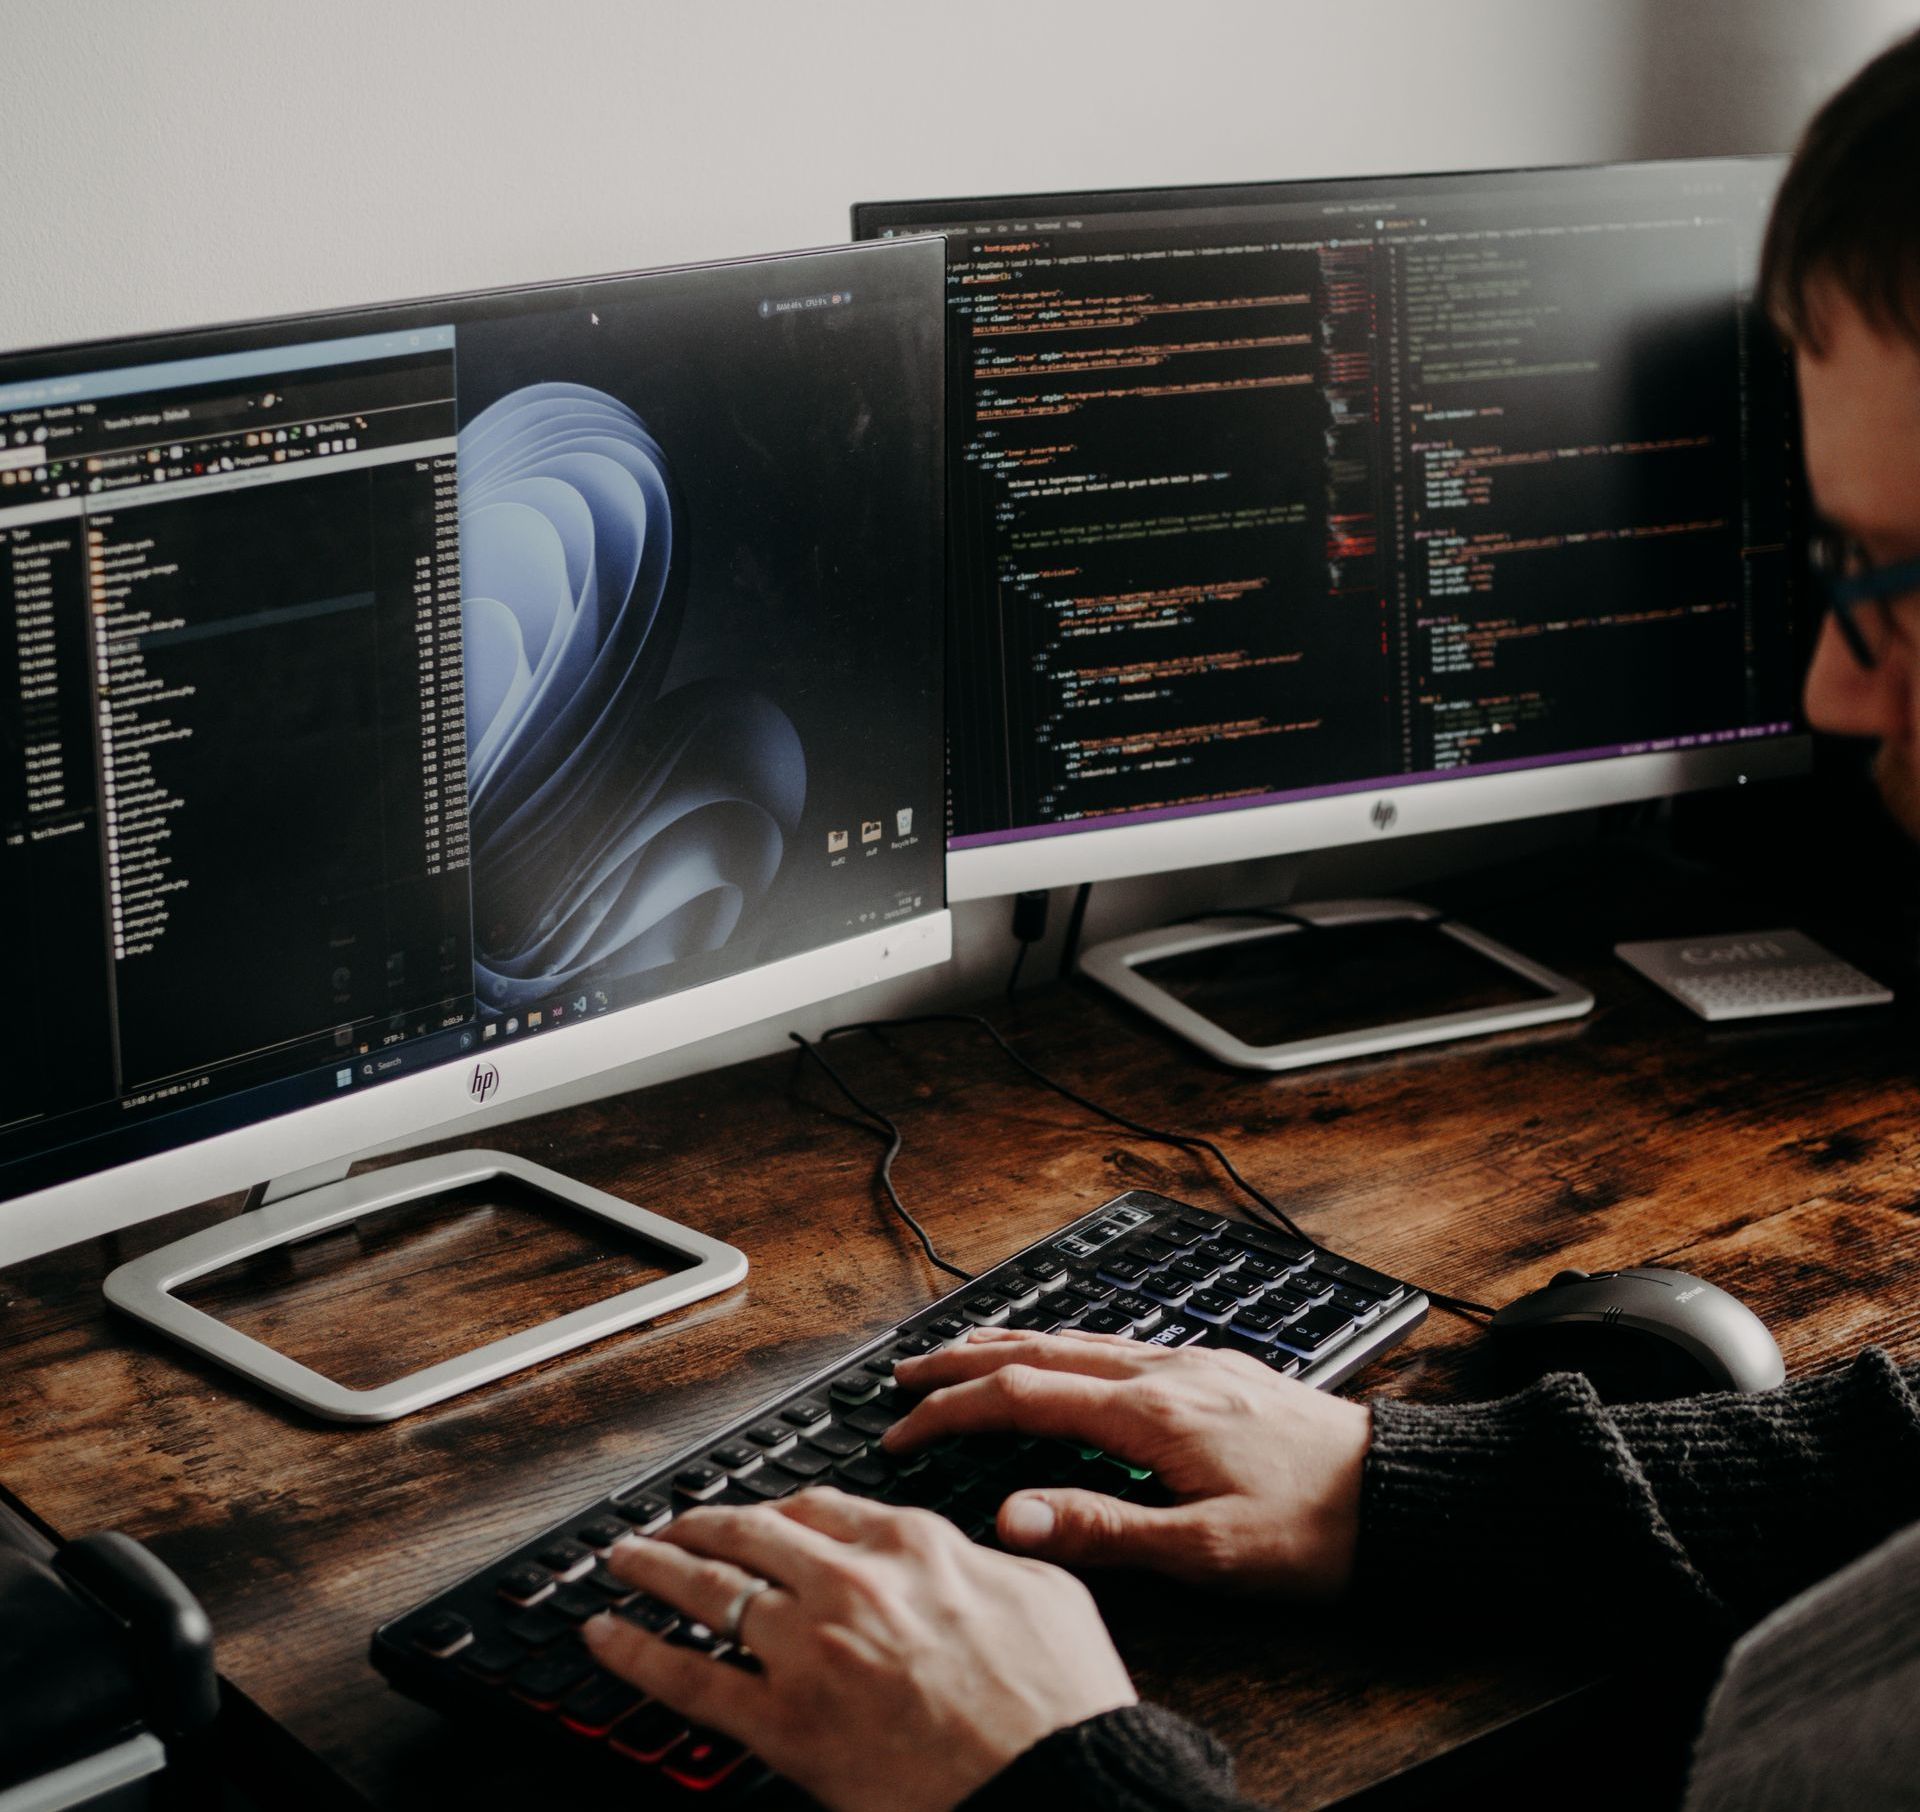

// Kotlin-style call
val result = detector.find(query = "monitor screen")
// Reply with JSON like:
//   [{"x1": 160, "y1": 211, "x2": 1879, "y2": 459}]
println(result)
[
  {"x1": 0, "y1": 242, "x2": 945, "y2": 1206},
  {"x1": 855, "y1": 158, "x2": 1803, "y2": 886}
]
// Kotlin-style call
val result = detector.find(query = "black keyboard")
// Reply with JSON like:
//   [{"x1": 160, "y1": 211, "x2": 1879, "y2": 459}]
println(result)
[{"x1": 371, "y1": 1189, "x2": 1427, "y2": 1800}]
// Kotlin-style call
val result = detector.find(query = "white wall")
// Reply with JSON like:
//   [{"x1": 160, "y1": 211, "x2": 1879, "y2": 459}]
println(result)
[{"x1": 5, "y1": 0, "x2": 1918, "y2": 1198}]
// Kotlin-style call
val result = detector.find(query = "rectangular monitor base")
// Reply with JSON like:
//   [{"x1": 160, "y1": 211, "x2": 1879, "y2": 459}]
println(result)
[
  {"x1": 102, "y1": 1151, "x2": 747, "y2": 1423},
  {"x1": 1079, "y1": 898, "x2": 1594, "y2": 1072}
]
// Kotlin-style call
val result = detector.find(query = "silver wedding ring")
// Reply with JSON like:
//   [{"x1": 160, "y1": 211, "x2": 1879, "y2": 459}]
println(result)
[{"x1": 719, "y1": 1575, "x2": 772, "y2": 1647}]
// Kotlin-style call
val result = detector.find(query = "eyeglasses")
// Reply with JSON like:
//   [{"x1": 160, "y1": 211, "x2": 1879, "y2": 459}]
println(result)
[{"x1": 1808, "y1": 528, "x2": 1920, "y2": 669}]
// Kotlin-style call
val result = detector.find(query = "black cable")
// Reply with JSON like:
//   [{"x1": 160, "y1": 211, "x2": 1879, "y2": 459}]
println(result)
[
  {"x1": 1058, "y1": 882, "x2": 1093, "y2": 980},
  {"x1": 1004, "y1": 939, "x2": 1029, "y2": 997},
  {"x1": 820, "y1": 1012, "x2": 1315, "y2": 1244},
  {"x1": 812, "y1": 1011, "x2": 1496, "y2": 1325},
  {"x1": 788, "y1": 1030, "x2": 974, "y2": 1283}
]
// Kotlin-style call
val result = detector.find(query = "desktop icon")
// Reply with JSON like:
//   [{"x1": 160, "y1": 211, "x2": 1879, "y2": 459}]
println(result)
[
  {"x1": 828, "y1": 829, "x2": 849, "y2": 853},
  {"x1": 572, "y1": 995, "x2": 588, "y2": 1016},
  {"x1": 505, "y1": 1016, "x2": 519, "y2": 1034},
  {"x1": 896, "y1": 807, "x2": 913, "y2": 836},
  {"x1": 527, "y1": 1010, "x2": 542, "y2": 1028},
  {"x1": 861, "y1": 820, "x2": 882, "y2": 843},
  {"x1": 336, "y1": 1068, "x2": 352, "y2": 1089},
  {"x1": 482, "y1": 1022, "x2": 497, "y2": 1040}
]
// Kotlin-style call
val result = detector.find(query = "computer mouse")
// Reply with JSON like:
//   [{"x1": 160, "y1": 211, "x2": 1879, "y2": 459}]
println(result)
[{"x1": 1490, "y1": 1266, "x2": 1785, "y2": 1400}]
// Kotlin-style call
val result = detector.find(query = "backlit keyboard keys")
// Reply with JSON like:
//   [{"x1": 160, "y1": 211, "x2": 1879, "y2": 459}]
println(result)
[
  {"x1": 773, "y1": 1443, "x2": 835, "y2": 1479},
  {"x1": 534, "y1": 1539, "x2": 595, "y2": 1580},
  {"x1": 610, "y1": 1491, "x2": 672, "y2": 1534},
  {"x1": 1185, "y1": 1287, "x2": 1240, "y2": 1323},
  {"x1": 411, "y1": 1612, "x2": 473, "y2": 1658},
  {"x1": 830, "y1": 1370, "x2": 882, "y2": 1405},
  {"x1": 780, "y1": 1400, "x2": 832, "y2": 1436},
  {"x1": 610, "y1": 1703, "x2": 692, "y2": 1765},
  {"x1": 1110, "y1": 1293, "x2": 1164, "y2": 1332},
  {"x1": 496, "y1": 1564, "x2": 555, "y2": 1608},
  {"x1": 742, "y1": 1421, "x2": 798, "y2": 1457},
  {"x1": 664, "y1": 1730, "x2": 752, "y2": 1790},
  {"x1": 575, "y1": 1517, "x2": 630, "y2": 1553},
  {"x1": 511, "y1": 1648, "x2": 594, "y2": 1708},
  {"x1": 560, "y1": 1675, "x2": 644, "y2": 1736},
  {"x1": 672, "y1": 1465, "x2": 728, "y2": 1503},
  {"x1": 1277, "y1": 1303, "x2": 1358, "y2": 1355},
  {"x1": 961, "y1": 1293, "x2": 1013, "y2": 1326},
  {"x1": 1076, "y1": 1307, "x2": 1137, "y2": 1337}
]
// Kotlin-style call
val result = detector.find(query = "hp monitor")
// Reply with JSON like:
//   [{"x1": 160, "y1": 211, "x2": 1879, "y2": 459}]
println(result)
[
  {"x1": 855, "y1": 158, "x2": 1805, "y2": 903},
  {"x1": 0, "y1": 239, "x2": 949, "y2": 1413}
]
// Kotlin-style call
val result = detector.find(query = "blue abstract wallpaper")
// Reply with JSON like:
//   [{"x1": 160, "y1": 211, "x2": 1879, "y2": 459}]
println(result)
[{"x1": 458, "y1": 381, "x2": 805, "y2": 1013}]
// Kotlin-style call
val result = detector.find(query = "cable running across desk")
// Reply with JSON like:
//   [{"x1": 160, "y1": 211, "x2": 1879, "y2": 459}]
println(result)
[{"x1": 789, "y1": 1012, "x2": 1494, "y2": 1322}]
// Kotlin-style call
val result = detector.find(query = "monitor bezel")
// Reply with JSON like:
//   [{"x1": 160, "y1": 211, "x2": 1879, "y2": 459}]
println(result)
[
  {"x1": 0, "y1": 236, "x2": 953, "y2": 1263},
  {"x1": 854, "y1": 157, "x2": 1809, "y2": 902}
]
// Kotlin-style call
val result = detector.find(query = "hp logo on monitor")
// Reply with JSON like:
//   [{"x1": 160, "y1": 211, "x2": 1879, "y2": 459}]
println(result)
[
  {"x1": 469, "y1": 1062, "x2": 501, "y2": 1105},
  {"x1": 1370, "y1": 798, "x2": 1398, "y2": 832}
]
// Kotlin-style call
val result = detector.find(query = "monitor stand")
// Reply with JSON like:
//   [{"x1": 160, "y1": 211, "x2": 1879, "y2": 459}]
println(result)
[
  {"x1": 102, "y1": 1150, "x2": 747, "y2": 1424},
  {"x1": 1078, "y1": 898, "x2": 1593, "y2": 1071}
]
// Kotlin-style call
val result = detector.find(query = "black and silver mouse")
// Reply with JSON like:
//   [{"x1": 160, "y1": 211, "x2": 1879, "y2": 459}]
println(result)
[{"x1": 1490, "y1": 1266, "x2": 1785, "y2": 1400}]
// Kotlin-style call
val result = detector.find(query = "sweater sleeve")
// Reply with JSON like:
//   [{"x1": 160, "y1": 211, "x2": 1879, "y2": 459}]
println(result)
[
  {"x1": 957, "y1": 1703, "x2": 1255, "y2": 1812},
  {"x1": 1358, "y1": 1347, "x2": 1920, "y2": 1635}
]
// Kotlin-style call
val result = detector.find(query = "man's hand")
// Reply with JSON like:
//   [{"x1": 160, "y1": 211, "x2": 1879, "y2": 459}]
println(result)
[
  {"x1": 887, "y1": 1330, "x2": 1370, "y2": 1596},
  {"x1": 584, "y1": 1488, "x2": 1136, "y2": 1812}
]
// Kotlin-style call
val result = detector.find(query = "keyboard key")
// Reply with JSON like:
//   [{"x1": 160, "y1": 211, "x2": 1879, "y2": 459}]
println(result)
[
  {"x1": 1277, "y1": 1302, "x2": 1359, "y2": 1355},
  {"x1": 893, "y1": 1332, "x2": 937, "y2": 1355},
  {"x1": 610, "y1": 1491, "x2": 671, "y2": 1533},
  {"x1": 457, "y1": 1639, "x2": 520, "y2": 1684},
  {"x1": 575, "y1": 1517, "x2": 630, "y2": 1553},
  {"x1": 618, "y1": 1596, "x2": 681, "y2": 1636},
  {"x1": 995, "y1": 1276, "x2": 1040, "y2": 1310},
  {"x1": 1069, "y1": 1278, "x2": 1116, "y2": 1306},
  {"x1": 584, "y1": 1564, "x2": 637, "y2": 1601},
  {"x1": 535, "y1": 1539, "x2": 594, "y2": 1580},
  {"x1": 411, "y1": 1611, "x2": 472, "y2": 1658},
  {"x1": 926, "y1": 1315, "x2": 969, "y2": 1342},
  {"x1": 781, "y1": 1400, "x2": 832, "y2": 1435},
  {"x1": 1169, "y1": 1257, "x2": 1220, "y2": 1289},
  {"x1": 1110, "y1": 1293, "x2": 1164, "y2": 1331},
  {"x1": 1230, "y1": 1304, "x2": 1289, "y2": 1337},
  {"x1": 496, "y1": 1563, "x2": 555, "y2": 1607},
  {"x1": 742, "y1": 1421, "x2": 798, "y2": 1456},
  {"x1": 1232, "y1": 1225, "x2": 1315, "y2": 1264},
  {"x1": 1022, "y1": 1256, "x2": 1068, "y2": 1286},
  {"x1": 1186, "y1": 1287, "x2": 1240, "y2": 1322},
  {"x1": 610, "y1": 1702, "x2": 691, "y2": 1765},
  {"x1": 835, "y1": 1453, "x2": 892, "y2": 1491},
  {"x1": 1276, "y1": 1275, "x2": 1333, "y2": 1307},
  {"x1": 1177, "y1": 1212, "x2": 1228, "y2": 1239},
  {"x1": 1327, "y1": 1283, "x2": 1387, "y2": 1323},
  {"x1": 560, "y1": 1674, "x2": 644, "y2": 1736},
  {"x1": 664, "y1": 1729, "x2": 752, "y2": 1790},
  {"x1": 1238, "y1": 1255, "x2": 1290, "y2": 1286},
  {"x1": 1007, "y1": 1305, "x2": 1065, "y2": 1333},
  {"x1": 1094, "y1": 1258, "x2": 1150, "y2": 1286},
  {"x1": 961, "y1": 1293, "x2": 1013, "y2": 1326},
  {"x1": 673, "y1": 1465, "x2": 728, "y2": 1502},
  {"x1": 512, "y1": 1647, "x2": 594, "y2": 1707},
  {"x1": 830, "y1": 1370, "x2": 883, "y2": 1404},
  {"x1": 1077, "y1": 1307, "x2": 1137, "y2": 1337},
  {"x1": 808, "y1": 1422, "x2": 867, "y2": 1458},
  {"x1": 709, "y1": 1443, "x2": 760, "y2": 1473},
  {"x1": 841, "y1": 1400, "x2": 906, "y2": 1438},
  {"x1": 735, "y1": 1465, "x2": 803, "y2": 1501},
  {"x1": 549, "y1": 1586, "x2": 610, "y2": 1623},
  {"x1": 1141, "y1": 1274, "x2": 1193, "y2": 1307},
  {"x1": 1195, "y1": 1239, "x2": 1245, "y2": 1270},
  {"x1": 1309, "y1": 1253, "x2": 1404, "y2": 1298},
  {"x1": 501, "y1": 1608, "x2": 570, "y2": 1648},
  {"x1": 1259, "y1": 1348, "x2": 1304, "y2": 1377},
  {"x1": 1128, "y1": 1235, "x2": 1182, "y2": 1266},
  {"x1": 774, "y1": 1442, "x2": 835, "y2": 1479}
]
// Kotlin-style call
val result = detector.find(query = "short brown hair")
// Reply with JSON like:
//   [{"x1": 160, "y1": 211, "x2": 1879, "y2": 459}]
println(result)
[{"x1": 1760, "y1": 25, "x2": 1920, "y2": 353}]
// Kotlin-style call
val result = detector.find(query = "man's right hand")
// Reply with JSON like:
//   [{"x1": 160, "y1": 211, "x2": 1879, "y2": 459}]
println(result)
[{"x1": 887, "y1": 1330, "x2": 1370, "y2": 1598}]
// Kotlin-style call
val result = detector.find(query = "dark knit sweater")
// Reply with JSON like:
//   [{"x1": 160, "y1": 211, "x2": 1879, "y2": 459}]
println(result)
[{"x1": 965, "y1": 1350, "x2": 1920, "y2": 1810}]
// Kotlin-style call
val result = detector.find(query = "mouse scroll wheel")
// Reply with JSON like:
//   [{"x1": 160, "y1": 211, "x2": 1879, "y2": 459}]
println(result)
[{"x1": 1548, "y1": 1269, "x2": 1591, "y2": 1287}]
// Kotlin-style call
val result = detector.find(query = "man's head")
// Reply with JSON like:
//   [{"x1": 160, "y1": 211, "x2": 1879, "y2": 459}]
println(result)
[{"x1": 1762, "y1": 27, "x2": 1920, "y2": 836}]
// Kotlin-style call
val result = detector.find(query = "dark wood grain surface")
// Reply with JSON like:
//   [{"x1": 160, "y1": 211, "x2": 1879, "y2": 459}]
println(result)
[{"x1": 3, "y1": 850, "x2": 1917, "y2": 1809}]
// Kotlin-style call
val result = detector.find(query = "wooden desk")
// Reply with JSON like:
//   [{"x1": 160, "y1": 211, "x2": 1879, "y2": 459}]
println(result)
[{"x1": 4, "y1": 865, "x2": 1918, "y2": 1809}]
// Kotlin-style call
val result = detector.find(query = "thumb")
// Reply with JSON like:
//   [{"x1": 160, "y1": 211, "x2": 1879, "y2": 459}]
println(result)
[{"x1": 997, "y1": 1488, "x2": 1193, "y2": 1569}]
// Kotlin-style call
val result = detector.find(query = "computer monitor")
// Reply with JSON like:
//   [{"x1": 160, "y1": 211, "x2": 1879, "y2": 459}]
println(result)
[
  {"x1": 854, "y1": 158, "x2": 1806, "y2": 904},
  {"x1": 0, "y1": 239, "x2": 949, "y2": 1413}
]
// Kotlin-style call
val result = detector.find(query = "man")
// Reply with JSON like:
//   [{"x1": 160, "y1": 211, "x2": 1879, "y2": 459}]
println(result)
[{"x1": 581, "y1": 31, "x2": 1920, "y2": 1811}]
